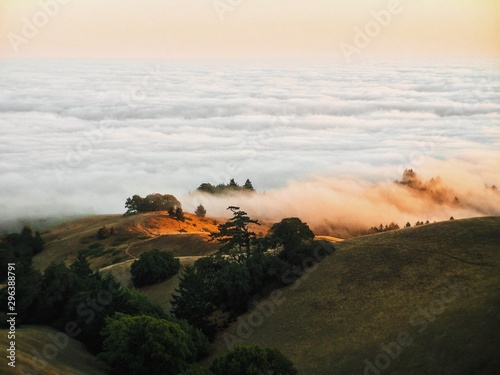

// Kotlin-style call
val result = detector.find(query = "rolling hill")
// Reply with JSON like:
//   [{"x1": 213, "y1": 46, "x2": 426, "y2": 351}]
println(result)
[
  {"x1": 0, "y1": 326, "x2": 107, "y2": 375},
  {"x1": 33, "y1": 212, "x2": 223, "y2": 271},
  {"x1": 209, "y1": 217, "x2": 500, "y2": 375}
]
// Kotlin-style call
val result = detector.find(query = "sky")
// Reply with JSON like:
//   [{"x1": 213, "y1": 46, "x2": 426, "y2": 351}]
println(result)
[
  {"x1": 0, "y1": 0, "x2": 499, "y2": 60},
  {"x1": 0, "y1": 1, "x2": 499, "y2": 232}
]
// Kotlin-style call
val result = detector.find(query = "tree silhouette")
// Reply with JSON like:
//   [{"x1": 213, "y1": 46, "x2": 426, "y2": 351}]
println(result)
[
  {"x1": 195, "y1": 204, "x2": 207, "y2": 218},
  {"x1": 210, "y1": 207, "x2": 260, "y2": 259},
  {"x1": 243, "y1": 179, "x2": 254, "y2": 191}
]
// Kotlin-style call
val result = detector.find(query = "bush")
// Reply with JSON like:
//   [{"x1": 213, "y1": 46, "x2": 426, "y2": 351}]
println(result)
[
  {"x1": 131, "y1": 249, "x2": 180, "y2": 287},
  {"x1": 97, "y1": 226, "x2": 110, "y2": 239},
  {"x1": 210, "y1": 346, "x2": 298, "y2": 375},
  {"x1": 99, "y1": 313, "x2": 193, "y2": 375}
]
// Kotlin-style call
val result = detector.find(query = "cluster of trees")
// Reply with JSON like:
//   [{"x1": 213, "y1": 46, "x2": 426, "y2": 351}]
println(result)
[
  {"x1": 396, "y1": 169, "x2": 460, "y2": 205},
  {"x1": 124, "y1": 193, "x2": 182, "y2": 215},
  {"x1": 168, "y1": 206, "x2": 185, "y2": 221},
  {"x1": 197, "y1": 179, "x2": 255, "y2": 195},
  {"x1": 131, "y1": 249, "x2": 180, "y2": 288},
  {"x1": 171, "y1": 207, "x2": 328, "y2": 340},
  {"x1": 0, "y1": 212, "x2": 308, "y2": 373},
  {"x1": 368, "y1": 222, "x2": 400, "y2": 233},
  {"x1": 0, "y1": 226, "x2": 43, "y2": 280},
  {"x1": 0, "y1": 250, "x2": 210, "y2": 372}
]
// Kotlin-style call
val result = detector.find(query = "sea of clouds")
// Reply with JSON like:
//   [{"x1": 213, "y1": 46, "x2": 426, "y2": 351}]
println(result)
[{"x1": 0, "y1": 59, "x2": 499, "y2": 232}]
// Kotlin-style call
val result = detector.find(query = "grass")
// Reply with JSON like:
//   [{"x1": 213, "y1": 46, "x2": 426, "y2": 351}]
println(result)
[
  {"x1": 209, "y1": 217, "x2": 500, "y2": 375},
  {"x1": 32, "y1": 212, "x2": 220, "y2": 271},
  {"x1": 0, "y1": 325, "x2": 106, "y2": 375}
]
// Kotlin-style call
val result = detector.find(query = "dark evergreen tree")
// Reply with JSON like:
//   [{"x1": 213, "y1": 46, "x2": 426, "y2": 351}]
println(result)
[
  {"x1": 210, "y1": 207, "x2": 260, "y2": 259},
  {"x1": 171, "y1": 264, "x2": 217, "y2": 340},
  {"x1": 243, "y1": 179, "x2": 254, "y2": 191},
  {"x1": 195, "y1": 204, "x2": 207, "y2": 218}
]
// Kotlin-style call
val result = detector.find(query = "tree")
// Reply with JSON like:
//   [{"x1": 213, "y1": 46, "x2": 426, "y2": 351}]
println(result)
[
  {"x1": 268, "y1": 218, "x2": 315, "y2": 265},
  {"x1": 195, "y1": 204, "x2": 207, "y2": 218},
  {"x1": 405, "y1": 222, "x2": 411, "y2": 228},
  {"x1": 70, "y1": 252, "x2": 93, "y2": 278},
  {"x1": 131, "y1": 249, "x2": 180, "y2": 287},
  {"x1": 210, "y1": 346, "x2": 298, "y2": 375},
  {"x1": 213, "y1": 262, "x2": 251, "y2": 314},
  {"x1": 125, "y1": 195, "x2": 142, "y2": 215},
  {"x1": 176, "y1": 207, "x2": 185, "y2": 221},
  {"x1": 243, "y1": 179, "x2": 254, "y2": 191},
  {"x1": 171, "y1": 264, "x2": 217, "y2": 340},
  {"x1": 124, "y1": 193, "x2": 181, "y2": 215},
  {"x1": 228, "y1": 179, "x2": 238, "y2": 188},
  {"x1": 99, "y1": 313, "x2": 192, "y2": 375},
  {"x1": 197, "y1": 183, "x2": 216, "y2": 194},
  {"x1": 32, "y1": 262, "x2": 80, "y2": 324},
  {"x1": 210, "y1": 207, "x2": 260, "y2": 259}
]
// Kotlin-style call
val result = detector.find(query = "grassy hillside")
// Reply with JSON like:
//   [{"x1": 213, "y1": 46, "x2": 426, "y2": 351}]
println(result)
[
  {"x1": 100, "y1": 256, "x2": 200, "y2": 310},
  {"x1": 0, "y1": 326, "x2": 106, "y2": 375},
  {"x1": 33, "y1": 212, "x2": 222, "y2": 271},
  {"x1": 210, "y1": 217, "x2": 500, "y2": 375}
]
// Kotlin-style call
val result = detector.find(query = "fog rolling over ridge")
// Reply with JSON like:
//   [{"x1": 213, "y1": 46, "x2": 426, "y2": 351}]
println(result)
[{"x1": 0, "y1": 60, "x2": 499, "y2": 231}]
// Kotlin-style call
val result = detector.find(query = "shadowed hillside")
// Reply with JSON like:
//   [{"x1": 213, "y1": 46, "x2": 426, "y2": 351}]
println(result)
[
  {"x1": 210, "y1": 217, "x2": 500, "y2": 375},
  {"x1": 0, "y1": 326, "x2": 106, "y2": 375}
]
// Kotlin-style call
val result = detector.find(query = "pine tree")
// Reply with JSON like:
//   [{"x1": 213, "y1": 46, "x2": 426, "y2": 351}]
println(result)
[
  {"x1": 195, "y1": 204, "x2": 207, "y2": 218},
  {"x1": 210, "y1": 206, "x2": 260, "y2": 258},
  {"x1": 243, "y1": 179, "x2": 255, "y2": 191}
]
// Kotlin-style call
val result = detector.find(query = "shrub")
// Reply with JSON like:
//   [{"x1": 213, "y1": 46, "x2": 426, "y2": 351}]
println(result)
[
  {"x1": 99, "y1": 313, "x2": 192, "y2": 375},
  {"x1": 210, "y1": 346, "x2": 298, "y2": 375},
  {"x1": 131, "y1": 249, "x2": 180, "y2": 287},
  {"x1": 97, "y1": 226, "x2": 110, "y2": 239}
]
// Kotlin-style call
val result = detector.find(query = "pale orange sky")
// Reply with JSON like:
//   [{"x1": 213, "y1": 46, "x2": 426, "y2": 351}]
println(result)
[{"x1": 0, "y1": 0, "x2": 499, "y2": 60}]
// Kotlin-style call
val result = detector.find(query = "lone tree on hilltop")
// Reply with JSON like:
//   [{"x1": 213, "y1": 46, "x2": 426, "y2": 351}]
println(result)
[
  {"x1": 124, "y1": 193, "x2": 181, "y2": 215},
  {"x1": 195, "y1": 204, "x2": 207, "y2": 218},
  {"x1": 210, "y1": 206, "x2": 260, "y2": 259}
]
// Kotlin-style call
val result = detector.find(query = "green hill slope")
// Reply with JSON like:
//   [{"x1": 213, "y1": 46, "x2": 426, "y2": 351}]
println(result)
[
  {"x1": 0, "y1": 326, "x2": 106, "y2": 375},
  {"x1": 211, "y1": 217, "x2": 500, "y2": 375}
]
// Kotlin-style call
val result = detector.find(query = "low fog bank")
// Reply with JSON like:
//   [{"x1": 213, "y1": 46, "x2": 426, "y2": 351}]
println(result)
[
  {"x1": 1, "y1": 61, "x2": 499, "y2": 234},
  {"x1": 185, "y1": 164, "x2": 500, "y2": 238}
]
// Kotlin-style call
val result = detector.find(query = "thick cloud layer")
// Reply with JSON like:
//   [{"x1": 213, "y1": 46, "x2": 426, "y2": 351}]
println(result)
[{"x1": 0, "y1": 60, "x2": 498, "y2": 231}]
